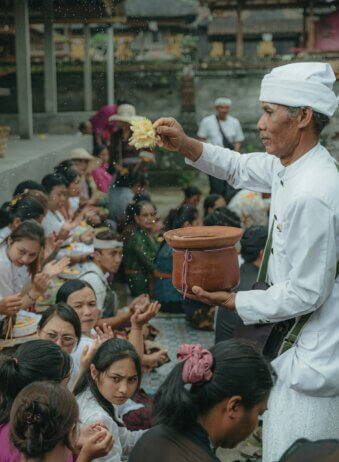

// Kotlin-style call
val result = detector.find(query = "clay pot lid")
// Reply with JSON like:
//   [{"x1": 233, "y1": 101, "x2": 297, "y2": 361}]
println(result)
[{"x1": 164, "y1": 226, "x2": 243, "y2": 250}]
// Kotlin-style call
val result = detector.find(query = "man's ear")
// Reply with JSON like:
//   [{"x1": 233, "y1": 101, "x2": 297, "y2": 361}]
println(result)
[
  {"x1": 297, "y1": 107, "x2": 313, "y2": 129},
  {"x1": 93, "y1": 249, "x2": 101, "y2": 260}
]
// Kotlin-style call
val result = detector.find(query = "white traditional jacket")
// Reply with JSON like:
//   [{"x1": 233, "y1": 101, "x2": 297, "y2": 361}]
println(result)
[{"x1": 187, "y1": 142, "x2": 339, "y2": 397}]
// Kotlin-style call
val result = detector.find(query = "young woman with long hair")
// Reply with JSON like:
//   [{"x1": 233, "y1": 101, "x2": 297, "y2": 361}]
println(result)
[{"x1": 74, "y1": 338, "x2": 145, "y2": 462}]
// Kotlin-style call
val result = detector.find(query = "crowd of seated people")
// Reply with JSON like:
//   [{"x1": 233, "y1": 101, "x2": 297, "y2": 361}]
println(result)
[{"x1": 1, "y1": 102, "x2": 327, "y2": 462}]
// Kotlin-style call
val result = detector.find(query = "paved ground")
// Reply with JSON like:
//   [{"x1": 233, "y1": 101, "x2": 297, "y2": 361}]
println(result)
[
  {"x1": 0, "y1": 134, "x2": 91, "y2": 199},
  {"x1": 148, "y1": 185, "x2": 259, "y2": 462}
]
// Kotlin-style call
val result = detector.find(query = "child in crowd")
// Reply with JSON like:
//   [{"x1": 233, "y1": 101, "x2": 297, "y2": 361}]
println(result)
[
  {"x1": 123, "y1": 201, "x2": 160, "y2": 297},
  {"x1": 92, "y1": 145, "x2": 113, "y2": 193},
  {"x1": 10, "y1": 381, "x2": 113, "y2": 462},
  {"x1": 129, "y1": 340, "x2": 274, "y2": 462},
  {"x1": 74, "y1": 338, "x2": 145, "y2": 462}
]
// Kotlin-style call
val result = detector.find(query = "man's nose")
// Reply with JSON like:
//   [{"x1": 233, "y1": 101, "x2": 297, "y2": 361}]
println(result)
[{"x1": 257, "y1": 114, "x2": 266, "y2": 131}]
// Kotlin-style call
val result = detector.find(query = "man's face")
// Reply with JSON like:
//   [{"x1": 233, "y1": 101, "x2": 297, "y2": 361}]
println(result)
[
  {"x1": 216, "y1": 105, "x2": 230, "y2": 120},
  {"x1": 217, "y1": 395, "x2": 268, "y2": 449},
  {"x1": 257, "y1": 103, "x2": 301, "y2": 159},
  {"x1": 95, "y1": 247, "x2": 123, "y2": 274}
]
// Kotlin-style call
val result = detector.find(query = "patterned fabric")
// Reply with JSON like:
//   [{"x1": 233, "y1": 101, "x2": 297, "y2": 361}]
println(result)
[
  {"x1": 124, "y1": 228, "x2": 160, "y2": 296},
  {"x1": 122, "y1": 390, "x2": 155, "y2": 431},
  {"x1": 228, "y1": 189, "x2": 269, "y2": 229},
  {"x1": 91, "y1": 163, "x2": 113, "y2": 193},
  {"x1": 153, "y1": 242, "x2": 183, "y2": 304},
  {"x1": 263, "y1": 378, "x2": 339, "y2": 462}
]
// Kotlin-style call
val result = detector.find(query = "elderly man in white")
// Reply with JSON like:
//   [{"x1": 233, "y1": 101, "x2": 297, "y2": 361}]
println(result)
[{"x1": 154, "y1": 62, "x2": 339, "y2": 461}]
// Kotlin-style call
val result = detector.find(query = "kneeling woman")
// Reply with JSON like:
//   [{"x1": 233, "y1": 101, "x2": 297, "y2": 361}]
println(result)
[
  {"x1": 74, "y1": 338, "x2": 145, "y2": 462},
  {"x1": 129, "y1": 340, "x2": 274, "y2": 462}
]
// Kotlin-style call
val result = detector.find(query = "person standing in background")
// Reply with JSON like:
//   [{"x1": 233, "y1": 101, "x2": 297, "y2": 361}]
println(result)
[{"x1": 198, "y1": 97, "x2": 244, "y2": 201}]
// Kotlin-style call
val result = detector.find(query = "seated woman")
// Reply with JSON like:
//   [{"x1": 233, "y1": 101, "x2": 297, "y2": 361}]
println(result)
[
  {"x1": 203, "y1": 205, "x2": 241, "y2": 228},
  {"x1": 203, "y1": 194, "x2": 226, "y2": 218},
  {"x1": 55, "y1": 164, "x2": 83, "y2": 221},
  {"x1": 13, "y1": 180, "x2": 47, "y2": 197},
  {"x1": 75, "y1": 338, "x2": 145, "y2": 462},
  {"x1": 10, "y1": 381, "x2": 113, "y2": 462},
  {"x1": 109, "y1": 172, "x2": 147, "y2": 229},
  {"x1": 54, "y1": 281, "x2": 161, "y2": 431},
  {"x1": 153, "y1": 205, "x2": 200, "y2": 314},
  {"x1": 41, "y1": 173, "x2": 78, "y2": 240},
  {"x1": 92, "y1": 145, "x2": 113, "y2": 194},
  {"x1": 124, "y1": 201, "x2": 160, "y2": 297},
  {"x1": 0, "y1": 221, "x2": 67, "y2": 312},
  {"x1": 129, "y1": 340, "x2": 274, "y2": 462},
  {"x1": 164, "y1": 186, "x2": 201, "y2": 230},
  {"x1": 37, "y1": 302, "x2": 82, "y2": 388},
  {"x1": 55, "y1": 279, "x2": 164, "y2": 374},
  {"x1": 0, "y1": 196, "x2": 46, "y2": 242},
  {"x1": 0, "y1": 339, "x2": 71, "y2": 461}
]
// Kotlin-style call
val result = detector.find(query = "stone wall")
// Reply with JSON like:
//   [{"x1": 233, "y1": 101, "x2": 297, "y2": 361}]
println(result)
[{"x1": 1, "y1": 67, "x2": 338, "y2": 161}]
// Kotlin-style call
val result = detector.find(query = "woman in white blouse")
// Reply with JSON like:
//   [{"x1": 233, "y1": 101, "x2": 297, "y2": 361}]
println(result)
[
  {"x1": 74, "y1": 338, "x2": 145, "y2": 462},
  {"x1": 0, "y1": 221, "x2": 69, "y2": 314},
  {"x1": 0, "y1": 221, "x2": 49, "y2": 309},
  {"x1": 41, "y1": 173, "x2": 78, "y2": 240}
]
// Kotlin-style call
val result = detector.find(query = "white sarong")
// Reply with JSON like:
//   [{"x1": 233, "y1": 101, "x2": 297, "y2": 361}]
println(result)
[{"x1": 263, "y1": 379, "x2": 339, "y2": 461}]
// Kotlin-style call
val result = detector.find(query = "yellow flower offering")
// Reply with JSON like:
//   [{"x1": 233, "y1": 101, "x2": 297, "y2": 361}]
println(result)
[{"x1": 129, "y1": 117, "x2": 157, "y2": 150}]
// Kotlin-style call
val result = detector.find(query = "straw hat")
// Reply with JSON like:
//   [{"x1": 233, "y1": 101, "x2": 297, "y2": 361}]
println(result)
[
  {"x1": 70, "y1": 147, "x2": 95, "y2": 161},
  {"x1": 109, "y1": 104, "x2": 143, "y2": 123}
]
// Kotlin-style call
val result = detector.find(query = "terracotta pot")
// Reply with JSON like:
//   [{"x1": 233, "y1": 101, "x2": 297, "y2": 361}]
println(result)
[{"x1": 164, "y1": 226, "x2": 243, "y2": 295}]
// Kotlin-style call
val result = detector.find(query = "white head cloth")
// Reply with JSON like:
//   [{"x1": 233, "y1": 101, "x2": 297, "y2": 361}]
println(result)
[
  {"x1": 260, "y1": 62, "x2": 338, "y2": 117},
  {"x1": 215, "y1": 97, "x2": 232, "y2": 107},
  {"x1": 93, "y1": 238, "x2": 123, "y2": 250}
]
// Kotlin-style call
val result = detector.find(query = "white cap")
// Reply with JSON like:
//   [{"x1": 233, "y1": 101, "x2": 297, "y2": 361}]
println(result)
[
  {"x1": 214, "y1": 97, "x2": 232, "y2": 107},
  {"x1": 260, "y1": 62, "x2": 338, "y2": 117}
]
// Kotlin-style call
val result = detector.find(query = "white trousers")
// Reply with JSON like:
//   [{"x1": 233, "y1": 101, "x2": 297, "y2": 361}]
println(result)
[{"x1": 263, "y1": 379, "x2": 339, "y2": 462}]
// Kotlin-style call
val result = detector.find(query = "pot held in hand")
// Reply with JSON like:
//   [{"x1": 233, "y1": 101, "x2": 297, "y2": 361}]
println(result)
[{"x1": 164, "y1": 226, "x2": 243, "y2": 297}]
